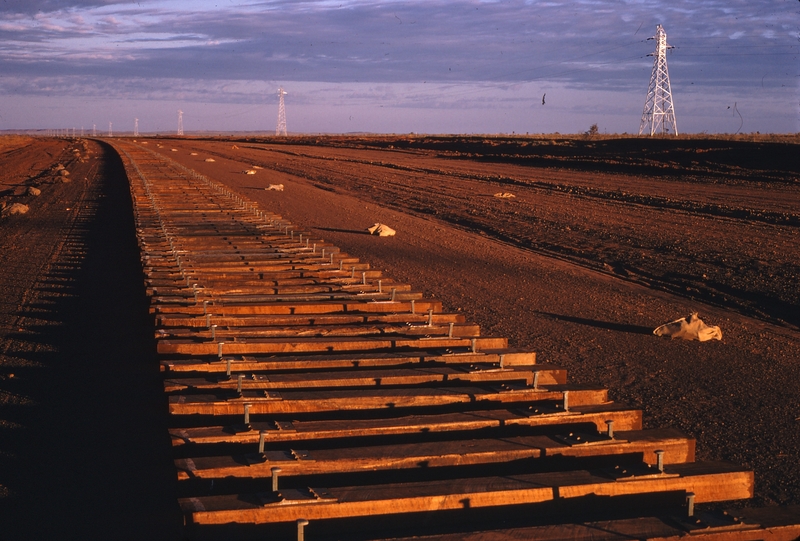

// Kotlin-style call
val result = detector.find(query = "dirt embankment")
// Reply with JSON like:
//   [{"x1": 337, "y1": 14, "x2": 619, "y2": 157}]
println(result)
[
  {"x1": 0, "y1": 137, "x2": 88, "y2": 336},
  {"x1": 0, "y1": 138, "x2": 181, "y2": 539}
]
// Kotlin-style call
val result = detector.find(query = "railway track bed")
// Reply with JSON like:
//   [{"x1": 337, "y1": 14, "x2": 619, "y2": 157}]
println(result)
[{"x1": 111, "y1": 138, "x2": 799, "y2": 540}]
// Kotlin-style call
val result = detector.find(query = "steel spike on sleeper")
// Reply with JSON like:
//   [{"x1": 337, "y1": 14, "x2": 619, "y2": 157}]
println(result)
[
  {"x1": 271, "y1": 467, "x2": 282, "y2": 492},
  {"x1": 655, "y1": 449, "x2": 665, "y2": 472},
  {"x1": 297, "y1": 518, "x2": 309, "y2": 541}
]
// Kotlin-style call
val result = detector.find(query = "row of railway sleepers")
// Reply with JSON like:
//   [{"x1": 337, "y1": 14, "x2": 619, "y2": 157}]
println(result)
[{"x1": 114, "y1": 140, "x2": 758, "y2": 540}]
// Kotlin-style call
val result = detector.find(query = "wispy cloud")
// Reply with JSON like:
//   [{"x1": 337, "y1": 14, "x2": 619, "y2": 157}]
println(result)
[{"x1": 1, "y1": 0, "x2": 797, "y2": 132}]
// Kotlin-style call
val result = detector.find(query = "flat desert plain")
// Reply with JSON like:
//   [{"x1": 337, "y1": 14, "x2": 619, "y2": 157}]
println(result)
[{"x1": 0, "y1": 134, "x2": 798, "y2": 538}]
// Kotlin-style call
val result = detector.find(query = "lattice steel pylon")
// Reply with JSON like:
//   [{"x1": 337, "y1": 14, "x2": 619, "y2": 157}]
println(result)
[
  {"x1": 276, "y1": 88, "x2": 288, "y2": 136},
  {"x1": 639, "y1": 24, "x2": 678, "y2": 136},
  {"x1": 177, "y1": 110, "x2": 184, "y2": 136},
  {"x1": 134, "y1": 118, "x2": 139, "y2": 137}
]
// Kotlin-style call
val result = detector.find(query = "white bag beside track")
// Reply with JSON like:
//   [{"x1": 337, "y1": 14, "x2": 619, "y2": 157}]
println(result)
[
  {"x1": 367, "y1": 223, "x2": 396, "y2": 237},
  {"x1": 653, "y1": 312, "x2": 722, "y2": 341}
]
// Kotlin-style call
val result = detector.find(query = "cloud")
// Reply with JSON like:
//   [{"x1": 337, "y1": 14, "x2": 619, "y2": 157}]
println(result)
[
  {"x1": 1, "y1": 0, "x2": 797, "y2": 132},
  {"x1": 1, "y1": 0, "x2": 131, "y2": 16}
]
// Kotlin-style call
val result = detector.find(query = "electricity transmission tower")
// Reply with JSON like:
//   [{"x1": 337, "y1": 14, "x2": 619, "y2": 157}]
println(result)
[
  {"x1": 276, "y1": 88, "x2": 288, "y2": 136},
  {"x1": 93, "y1": 123, "x2": 96, "y2": 137},
  {"x1": 177, "y1": 110, "x2": 184, "y2": 136},
  {"x1": 639, "y1": 24, "x2": 678, "y2": 136},
  {"x1": 109, "y1": 122, "x2": 113, "y2": 137},
  {"x1": 134, "y1": 118, "x2": 139, "y2": 137}
]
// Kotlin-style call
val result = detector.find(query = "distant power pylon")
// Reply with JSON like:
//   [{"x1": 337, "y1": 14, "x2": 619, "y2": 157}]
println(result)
[
  {"x1": 109, "y1": 122, "x2": 113, "y2": 137},
  {"x1": 134, "y1": 118, "x2": 139, "y2": 137},
  {"x1": 177, "y1": 110, "x2": 184, "y2": 136},
  {"x1": 276, "y1": 88, "x2": 288, "y2": 136},
  {"x1": 639, "y1": 24, "x2": 678, "y2": 136},
  {"x1": 93, "y1": 123, "x2": 96, "y2": 137}
]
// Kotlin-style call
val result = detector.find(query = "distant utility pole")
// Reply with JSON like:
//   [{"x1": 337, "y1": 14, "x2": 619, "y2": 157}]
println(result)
[
  {"x1": 276, "y1": 88, "x2": 288, "y2": 136},
  {"x1": 81, "y1": 126, "x2": 84, "y2": 137},
  {"x1": 134, "y1": 118, "x2": 139, "y2": 137},
  {"x1": 93, "y1": 123, "x2": 96, "y2": 137},
  {"x1": 177, "y1": 110, "x2": 184, "y2": 136},
  {"x1": 109, "y1": 122, "x2": 113, "y2": 137},
  {"x1": 639, "y1": 24, "x2": 678, "y2": 136}
]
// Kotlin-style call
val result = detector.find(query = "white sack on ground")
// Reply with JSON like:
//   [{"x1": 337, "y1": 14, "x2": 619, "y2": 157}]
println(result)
[
  {"x1": 653, "y1": 312, "x2": 722, "y2": 341},
  {"x1": 367, "y1": 223, "x2": 396, "y2": 237},
  {"x1": 243, "y1": 169, "x2": 257, "y2": 175},
  {"x1": 265, "y1": 184, "x2": 284, "y2": 191},
  {"x1": 2, "y1": 203, "x2": 30, "y2": 216}
]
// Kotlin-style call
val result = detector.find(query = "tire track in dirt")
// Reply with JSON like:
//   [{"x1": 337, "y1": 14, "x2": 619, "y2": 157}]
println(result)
[
  {"x1": 189, "y1": 142, "x2": 800, "y2": 328},
  {"x1": 246, "y1": 145, "x2": 800, "y2": 226}
]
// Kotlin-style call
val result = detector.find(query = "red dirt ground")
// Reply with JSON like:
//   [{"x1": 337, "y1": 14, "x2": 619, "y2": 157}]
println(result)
[{"x1": 1, "y1": 134, "x2": 798, "y2": 539}]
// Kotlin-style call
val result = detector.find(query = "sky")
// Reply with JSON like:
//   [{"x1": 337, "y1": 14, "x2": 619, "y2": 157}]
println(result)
[{"x1": 1, "y1": 0, "x2": 798, "y2": 135}]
